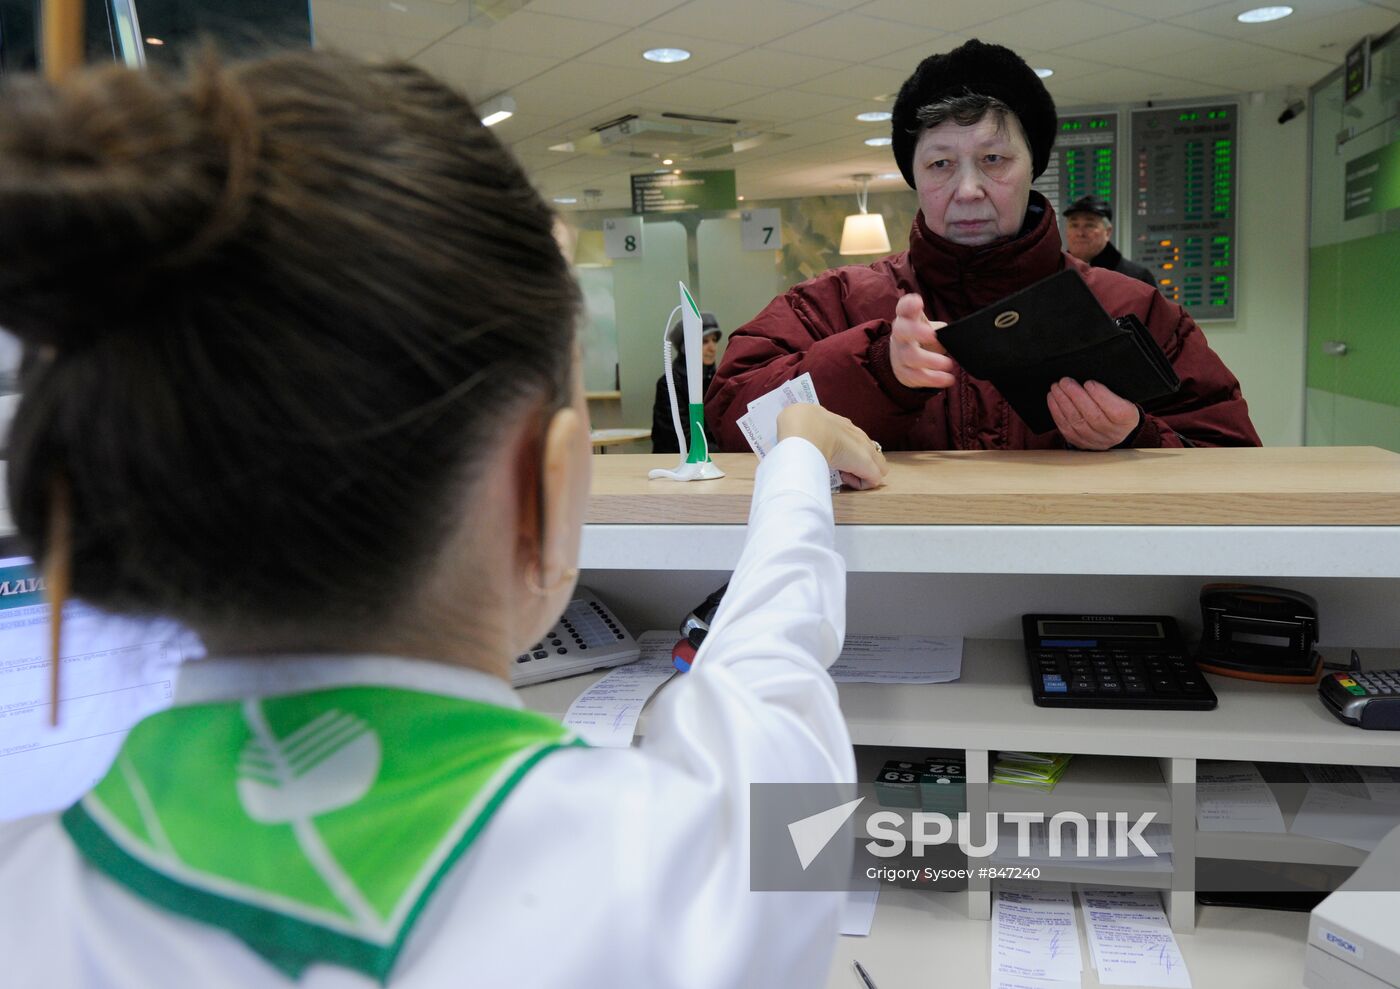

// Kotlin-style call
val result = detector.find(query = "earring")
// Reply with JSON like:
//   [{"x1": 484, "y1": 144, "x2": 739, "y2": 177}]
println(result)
[{"x1": 526, "y1": 562, "x2": 578, "y2": 596}]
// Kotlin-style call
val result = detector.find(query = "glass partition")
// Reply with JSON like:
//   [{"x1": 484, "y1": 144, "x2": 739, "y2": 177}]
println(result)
[{"x1": 1306, "y1": 28, "x2": 1400, "y2": 449}]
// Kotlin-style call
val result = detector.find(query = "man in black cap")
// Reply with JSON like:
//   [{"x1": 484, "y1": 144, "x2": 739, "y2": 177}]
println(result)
[
  {"x1": 1064, "y1": 195, "x2": 1156, "y2": 287},
  {"x1": 708, "y1": 39, "x2": 1258, "y2": 452},
  {"x1": 651, "y1": 311, "x2": 722, "y2": 454}
]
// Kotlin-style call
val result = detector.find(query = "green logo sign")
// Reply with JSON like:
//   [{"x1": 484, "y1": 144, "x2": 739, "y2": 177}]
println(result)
[
  {"x1": 630, "y1": 169, "x2": 737, "y2": 214},
  {"x1": 1344, "y1": 141, "x2": 1400, "y2": 221}
]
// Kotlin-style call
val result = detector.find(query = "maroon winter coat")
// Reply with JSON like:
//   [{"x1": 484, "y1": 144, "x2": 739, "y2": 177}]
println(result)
[{"x1": 706, "y1": 194, "x2": 1260, "y2": 451}]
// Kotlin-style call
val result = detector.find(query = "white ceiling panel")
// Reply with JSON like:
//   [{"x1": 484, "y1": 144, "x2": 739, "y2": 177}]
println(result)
[
  {"x1": 1135, "y1": 35, "x2": 1316, "y2": 77},
  {"x1": 633, "y1": 76, "x2": 772, "y2": 113},
  {"x1": 764, "y1": 13, "x2": 943, "y2": 61},
  {"x1": 1062, "y1": 65, "x2": 1207, "y2": 101},
  {"x1": 1251, "y1": 7, "x2": 1399, "y2": 56},
  {"x1": 1192, "y1": 52, "x2": 1350, "y2": 90},
  {"x1": 643, "y1": 0, "x2": 838, "y2": 45},
  {"x1": 855, "y1": 0, "x2": 1053, "y2": 33},
  {"x1": 972, "y1": 1, "x2": 1152, "y2": 52},
  {"x1": 1052, "y1": 24, "x2": 1224, "y2": 69},
  {"x1": 716, "y1": 87, "x2": 863, "y2": 120},
  {"x1": 438, "y1": 11, "x2": 629, "y2": 58},
  {"x1": 573, "y1": 31, "x2": 747, "y2": 71},
  {"x1": 1079, "y1": 0, "x2": 1237, "y2": 17},
  {"x1": 791, "y1": 62, "x2": 910, "y2": 99},
  {"x1": 866, "y1": 34, "x2": 975, "y2": 74},
  {"x1": 377, "y1": 1, "x2": 473, "y2": 44},
  {"x1": 412, "y1": 43, "x2": 560, "y2": 95},
  {"x1": 692, "y1": 48, "x2": 853, "y2": 86},
  {"x1": 1000, "y1": 49, "x2": 1111, "y2": 80},
  {"x1": 519, "y1": 0, "x2": 691, "y2": 26}
]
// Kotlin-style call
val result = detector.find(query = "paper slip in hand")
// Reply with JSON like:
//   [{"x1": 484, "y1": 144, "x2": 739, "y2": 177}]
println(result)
[
  {"x1": 829, "y1": 635, "x2": 963, "y2": 684},
  {"x1": 735, "y1": 372, "x2": 841, "y2": 488},
  {"x1": 561, "y1": 631, "x2": 676, "y2": 747}
]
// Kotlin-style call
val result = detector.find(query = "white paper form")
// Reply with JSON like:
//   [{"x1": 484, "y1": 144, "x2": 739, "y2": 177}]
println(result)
[
  {"x1": 830, "y1": 635, "x2": 963, "y2": 684},
  {"x1": 1360, "y1": 766, "x2": 1400, "y2": 804},
  {"x1": 990, "y1": 883, "x2": 1083, "y2": 988},
  {"x1": 1195, "y1": 761, "x2": 1286, "y2": 833},
  {"x1": 992, "y1": 822, "x2": 1173, "y2": 872},
  {"x1": 839, "y1": 888, "x2": 879, "y2": 937},
  {"x1": 561, "y1": 631, "x2": 676, "y2": 747},
  {"x1": 1079, "y1": 887, "x2": 1191, "y2": 988},
  {"x1": 1290, "y1": 785, "x2": 1400, "y2": 852},
  {"x1": 0, "y1": 562, "x2": 193, "y2": 820}
]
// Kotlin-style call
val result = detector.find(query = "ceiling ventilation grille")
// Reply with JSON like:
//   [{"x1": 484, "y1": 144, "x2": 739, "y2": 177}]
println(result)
[{"x1": 552, "y1": 112, "x2": 787, "y2": 160}]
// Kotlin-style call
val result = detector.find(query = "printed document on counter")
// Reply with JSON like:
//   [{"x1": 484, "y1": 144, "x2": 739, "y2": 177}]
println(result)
[
  {"x1": 1079, "y1": 886, "x2": 1191, "y2": 988},
  {"x1": 990, "y1": 883, "x2": 1082, "y2": 987},
  {"x1": 1195, "y1": 761, "x2": 1285, "y2": 833},
  {"x1": 830, "y1": 635, "x2": 963, "y2": 684}
]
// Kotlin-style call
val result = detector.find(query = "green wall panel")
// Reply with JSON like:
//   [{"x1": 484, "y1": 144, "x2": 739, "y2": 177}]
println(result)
[{"x1": 1306, "y1": 227, "x2": 1400, "y2": 407}]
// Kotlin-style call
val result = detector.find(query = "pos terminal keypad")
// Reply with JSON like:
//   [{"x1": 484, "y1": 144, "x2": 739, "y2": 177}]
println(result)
[{"x1": 1024, "y1": 614, "x2": 1218, "y2": 711}]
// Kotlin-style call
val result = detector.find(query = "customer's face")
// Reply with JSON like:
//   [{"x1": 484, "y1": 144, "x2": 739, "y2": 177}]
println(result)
[
  {"x1": 913, "y1": 113, "x2": 1033, "y2": 247},
  {"x1": 1065, "y1": 213, "x2": 1112, "y2": 261}
]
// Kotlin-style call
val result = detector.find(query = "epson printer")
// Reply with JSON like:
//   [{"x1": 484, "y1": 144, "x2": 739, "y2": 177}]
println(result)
[{"x1": 1306, "y1": 824, "x2": 1400, "y2": 989}]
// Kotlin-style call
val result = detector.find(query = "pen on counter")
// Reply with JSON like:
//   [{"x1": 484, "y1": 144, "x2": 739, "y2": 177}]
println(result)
[{"x1": 853, "y1": 959, "x2": 879, "y2": 989}]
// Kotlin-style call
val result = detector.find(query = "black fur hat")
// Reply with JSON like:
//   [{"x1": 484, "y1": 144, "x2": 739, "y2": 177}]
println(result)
[{"x1": 891, "y1": 39, "x2": 1058, "y2": 187}]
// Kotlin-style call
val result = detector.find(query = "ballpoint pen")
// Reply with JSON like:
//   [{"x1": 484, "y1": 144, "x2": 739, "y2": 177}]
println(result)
[{"x1": 853, "y1": 959, "x2": 879, "y2": 989}]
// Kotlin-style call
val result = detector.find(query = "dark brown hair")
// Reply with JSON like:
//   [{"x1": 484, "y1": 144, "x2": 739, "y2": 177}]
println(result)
[{"x1": 0, "y1": 50, "x2": 580, "y2": 635}]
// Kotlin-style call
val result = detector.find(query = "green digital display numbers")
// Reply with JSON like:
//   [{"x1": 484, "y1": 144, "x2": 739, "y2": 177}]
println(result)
[{"x1": 1132, "y1": 104, "x2": 1238, "y2": 319}]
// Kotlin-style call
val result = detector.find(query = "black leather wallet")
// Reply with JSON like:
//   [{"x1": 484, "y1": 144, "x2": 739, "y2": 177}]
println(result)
[{"x1": 936, "y1": 268, "x2": 1181, "y2": 435}]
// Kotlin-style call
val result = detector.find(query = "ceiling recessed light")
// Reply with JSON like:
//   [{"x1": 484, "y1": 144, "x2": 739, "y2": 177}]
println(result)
[
  {"x1": 856, "y1": 111, "x2": 892, "y2": 122},
  {"x1": 878, "y1": 172, "x2": 902, "y2": 180},
  {"x1": 662, "y1": 158, "x2": 674, "y2": 165},
  {"x1": 865, "y1": 136, "x2": 893, "y2": 147},
  {"x1": 643, "y1": 47, "x2": 691, "y2": 63},
  {"x1": 672, "y1": 169, "x2": 682, "y2": 174},
  {"x1": 478, "y1": 94, "x2": 516, "y2": 127},
  {"x1": 1034, "y1": 67, "x2": 1054, "y2": 78},
  {"x1": 145, "y1": 36, "x2": 164, "y2": 45},
  {"x1": 737, "y1": 195, "x2": 745, "y2": 201},
  {"x1": 1236, "y1": 5, "x2": 1292, "y2": 22},
  {"x1": 552, "y1": 196, "x2": 577, "y2": 204}
]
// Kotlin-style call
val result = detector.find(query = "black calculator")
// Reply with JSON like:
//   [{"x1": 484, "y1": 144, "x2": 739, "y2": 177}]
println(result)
[{"x1": 1024, "y1": 614, "x2": 1218, "y2": 710}]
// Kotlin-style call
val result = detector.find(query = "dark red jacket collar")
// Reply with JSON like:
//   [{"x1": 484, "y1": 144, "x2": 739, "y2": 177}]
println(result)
[{"x1": 907, "y1": 191, "x2": 1065, "y2": 317}]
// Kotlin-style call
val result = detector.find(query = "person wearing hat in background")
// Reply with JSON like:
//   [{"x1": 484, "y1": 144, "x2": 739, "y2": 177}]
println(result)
[
  {"x1": 708, "y1": 39, "x2": 1259, "y2": 452},
  {"x1": 651, "y1": 310, "x2": 722, "y2": 454},
  {"x1": 1064, "y1": 194, "x2": 1157, "y2": 288}
]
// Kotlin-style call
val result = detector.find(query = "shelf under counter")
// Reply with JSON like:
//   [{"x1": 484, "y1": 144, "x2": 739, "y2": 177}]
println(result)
[{"x1": 519, "y1": 638, "x2": 1400, "y2": 766}]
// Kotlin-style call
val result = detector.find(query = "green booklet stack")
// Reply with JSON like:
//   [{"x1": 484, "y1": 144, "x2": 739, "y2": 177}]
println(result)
[
  {"x1": 874, "y1": 760, "x2": 924, "y2": 808},
  {"x1": 873, "y1": 754, "x2": 967, "y2": 814},
  {"x1": 919, "y1": 755, "x2": 966, "y2": 816},
  {"x1": 992, "y1": 751, "x2": 1074, "y2": 792}
]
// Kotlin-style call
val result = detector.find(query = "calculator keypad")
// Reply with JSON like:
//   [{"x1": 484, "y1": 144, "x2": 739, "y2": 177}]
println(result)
[{"x1": 1025, "y1": 615, "x2": 1218, "y2": 711}]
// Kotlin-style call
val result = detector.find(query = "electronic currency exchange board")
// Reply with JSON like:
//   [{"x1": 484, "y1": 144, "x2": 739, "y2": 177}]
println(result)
[{"x1": 1130, "y1": 104, "x2": 1239, "y2": 320}]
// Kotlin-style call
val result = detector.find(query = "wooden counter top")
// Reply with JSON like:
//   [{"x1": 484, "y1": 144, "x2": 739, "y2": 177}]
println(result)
[{"x1": 587, "y1": 446, "x2": 1400, "y2": 526}]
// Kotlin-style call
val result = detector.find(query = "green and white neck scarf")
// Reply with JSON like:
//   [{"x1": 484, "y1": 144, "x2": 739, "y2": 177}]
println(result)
[{"x1": 63, "y1": 684, "x2": 584, "y2": 982}]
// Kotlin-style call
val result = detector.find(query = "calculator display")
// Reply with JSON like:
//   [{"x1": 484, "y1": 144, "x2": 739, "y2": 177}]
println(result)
[{"x1": 1038, "y1": 620, "x2": 1164, "y2": 639}]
